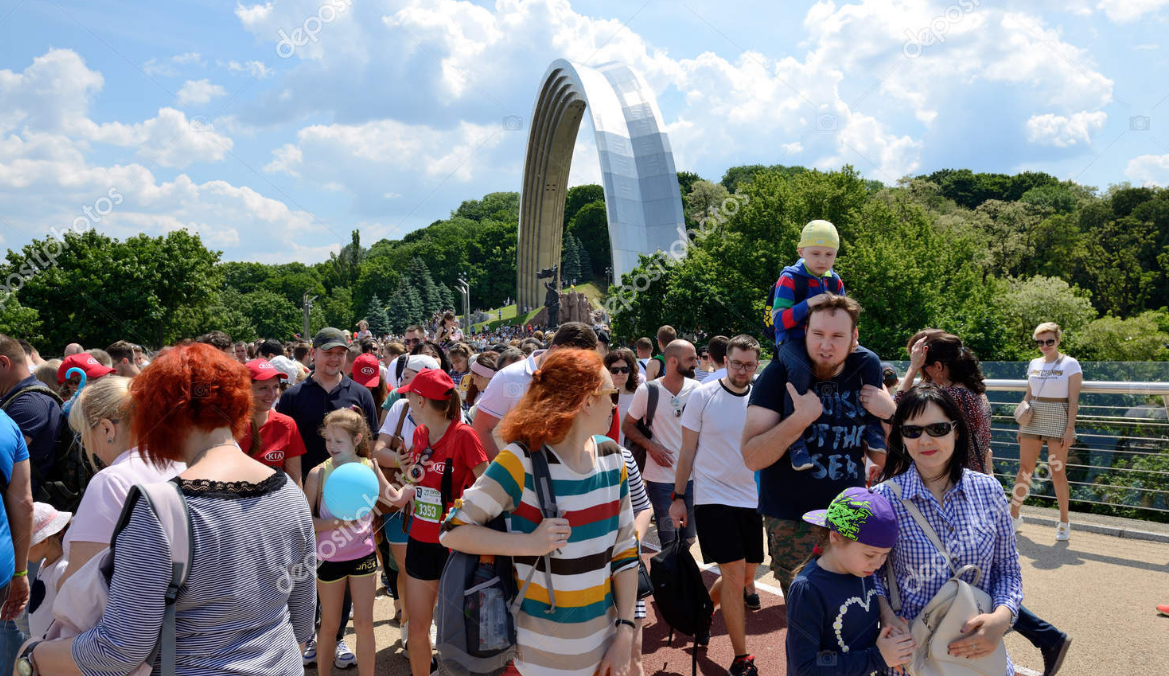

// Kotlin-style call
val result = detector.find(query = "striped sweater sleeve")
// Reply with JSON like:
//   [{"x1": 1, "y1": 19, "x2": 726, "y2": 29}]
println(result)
[
  {"x1": 622, "y1": 446, "x2": 651, "y2": 514},
  {"x1": 771, "y1": 272, "x2": 808, "y2": 345},
  {"x1": 440, "y1": 447, "x2": 525, "y2": 537},
  {"x1": 610, "y1": 462, "x2": 639, "y2": 575}
]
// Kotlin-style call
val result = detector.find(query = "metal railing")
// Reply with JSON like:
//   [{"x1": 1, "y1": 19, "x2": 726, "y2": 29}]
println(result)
[{"x1": 978, "y1": 378, "x2": 1169, "y2": 521}]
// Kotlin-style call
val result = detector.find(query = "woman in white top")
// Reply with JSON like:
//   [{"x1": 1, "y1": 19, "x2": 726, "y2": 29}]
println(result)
[
  {"x1": 605, "y1": 347, "x2": 639, "y2": 446},
  {"x1": 1012, "y1": 321, "x2": 1082, "y2": 541},
  {"x1": 57, "y1": 376, "x2": 186, "y2": 591}
]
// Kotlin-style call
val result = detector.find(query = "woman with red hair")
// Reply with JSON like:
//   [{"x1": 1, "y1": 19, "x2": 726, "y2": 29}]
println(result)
[
  {"x1": 18, "y1": 342, "x2": 317, "y2": 676},
  {"x1": 441, "y1": 349, "x2": 639, "y2": 676}
]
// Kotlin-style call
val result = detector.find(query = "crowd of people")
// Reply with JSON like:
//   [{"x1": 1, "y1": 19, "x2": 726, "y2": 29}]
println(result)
[{"x1": 0, "y1": 221, "x2": 1097, "y2": 676}]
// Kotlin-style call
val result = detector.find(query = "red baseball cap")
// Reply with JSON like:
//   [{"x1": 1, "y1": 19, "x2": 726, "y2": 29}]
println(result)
[
  {"x1": 57, "y1": 353, "x2": 115, "y2": 384},
  {"x1": 351, "y1": 353, "x2": 381, "y2": 387},
  {"x1": 246, "y1": 358, "x2": 288, "y2": 381},
  {"x1": 396, "y1": 367, "x2": 455, "y2": 400}
]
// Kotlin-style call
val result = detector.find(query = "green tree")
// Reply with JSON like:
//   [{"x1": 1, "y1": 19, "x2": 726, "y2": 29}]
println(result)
[
  {"x1": 406, "y1": 286, "x2": 425, "y2": 325},
  {"x1": 577, "y1": 239, "x2": 593, "y2": 279},
  {"x1": 385, "y1": 285, "x2": 412, "y2": 334},
  {"x1": 366, "y1": 294, "x2": 390, "y2": 337},
  {"x1": 996, "y1": 276, "x2": 1096, "y2": 359},
  {"x1": 438, "y1": 282, "x2": 456, "y2": 312},
  {"x1": 685, "y1": 180, "x2": 731, "y2": 225},
  {"x1": 567, "y1": 201, "x2": 610, "y2": 281},
  {"x1": 239, "y1": 289, "x2": 301, "y2": 340},
  {"x1": 405, "y1": 257, "x2": 441, "y2": 316},
  {"x1": 0, "y1": 296, "x2": 43, "y2": 346},
  {"x1": 324, "y1": 229, "x2": 364, "y2": 291},
  {"x1": 317, "y1": 286, "x2": 354, "y2": 333},
  {"x1": 353, "y1": 256, "x2": 401, "y2": 319},
  {"x1": 561, "y1": 234, "x2": 581, "y2": 284},
  {"x1": 563, "y1": 185, "x2": 604, "y2": 225},
  {"x1": 1070, "y1": 312, "x2": 1169, "y2": 361},
  {"x1": 676, "y1": 171, "x2": 702, "y2": 197}
]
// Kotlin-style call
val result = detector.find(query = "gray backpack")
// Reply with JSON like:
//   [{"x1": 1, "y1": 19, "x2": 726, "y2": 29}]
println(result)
[{"x1": 436, "y1": 443, "x2": 556, "y2": 676}]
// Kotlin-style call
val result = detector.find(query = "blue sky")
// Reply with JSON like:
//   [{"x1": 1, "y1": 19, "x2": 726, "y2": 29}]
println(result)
[{"x1": 2, "y1": 0, "x2": 1168, "y2": 265}]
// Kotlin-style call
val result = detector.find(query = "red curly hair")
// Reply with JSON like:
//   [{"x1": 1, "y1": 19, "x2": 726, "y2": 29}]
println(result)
[
  {"x1": 500, "y1": 348, "x2": 604, "y2": 451},
  {"x1": 130, "y1": 341, "x2": 253, "y2": 467}
]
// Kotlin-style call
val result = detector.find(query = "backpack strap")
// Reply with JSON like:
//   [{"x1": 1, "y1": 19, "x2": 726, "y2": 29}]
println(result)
[
  {"x1": 106, "y1": 482, "x2": 192, "y2": 676},
  {"x1": 644, "y1": 381, "x2": 659, "y2": 429},
  {"x1": 0, "y1": 384, "x2": 64, "y2": 409},
  {"x1": 440, "y1": 460, "x2": 453, "y2": 513},
  {"x1": 507, "y1": 441, "x2": 558, "y2": 615}
]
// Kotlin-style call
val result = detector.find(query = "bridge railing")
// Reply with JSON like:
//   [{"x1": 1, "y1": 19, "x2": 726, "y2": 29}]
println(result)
[{"x1": 977, "y1": 378, "x2": 1169, "y2": 521}]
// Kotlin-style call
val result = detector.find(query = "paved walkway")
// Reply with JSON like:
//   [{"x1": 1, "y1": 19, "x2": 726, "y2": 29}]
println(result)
[{"x1": 308, "y1": 505, "x2": 1169, "y2": 675}]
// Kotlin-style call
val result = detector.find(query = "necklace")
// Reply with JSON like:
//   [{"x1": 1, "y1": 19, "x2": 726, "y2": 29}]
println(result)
[{"x1": 188, "y1": 440, "x2": 239, "y2": 466}]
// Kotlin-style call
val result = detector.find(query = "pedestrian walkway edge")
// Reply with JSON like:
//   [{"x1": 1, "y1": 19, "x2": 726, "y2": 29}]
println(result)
[{"x1": 1023, "y1": 514, "x2": 1169, "y2": 544}]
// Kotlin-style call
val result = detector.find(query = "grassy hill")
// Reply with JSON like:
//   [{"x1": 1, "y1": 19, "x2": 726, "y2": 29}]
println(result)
[{"x1": 473, "y1": 281, "x2": 605, "y2": 332}]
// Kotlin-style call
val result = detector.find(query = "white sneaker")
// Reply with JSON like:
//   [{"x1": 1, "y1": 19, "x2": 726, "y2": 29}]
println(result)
[
  {"x1": 401, "y1": 621, "x2": 409, "y2": 657},
  {"x1": 1055, "y1": 522, "x2": 1071, "y2": 541},
  {"x1": 302, "y1": 638, "x2": 317, "y2": 666},
  {"x1": 334, "y1": 639, "x2": 357, "y2": 669},
  {"x1": 1012, "y1": 515, "x2": 1023, "y2": 533},
  {"x1": 429, "y1": 620, "x2": 438, "y2": 647}
]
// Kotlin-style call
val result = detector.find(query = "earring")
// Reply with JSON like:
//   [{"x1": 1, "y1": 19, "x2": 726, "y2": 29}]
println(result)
[{"x1": 107, "y1": 437, "x2": 114, "y2": 443}]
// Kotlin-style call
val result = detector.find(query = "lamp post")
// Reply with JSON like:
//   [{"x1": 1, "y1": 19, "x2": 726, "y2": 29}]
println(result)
[
  {"x1": 456, "y1": 274, "x2": 470, "y2": 333},
  {"x1": 302, "y1": 292, "x2": 318, "y2": 339}
]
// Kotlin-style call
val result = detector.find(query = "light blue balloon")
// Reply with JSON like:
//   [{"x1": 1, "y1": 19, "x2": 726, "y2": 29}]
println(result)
[{"x1": 323, "y1": 462, "x2": 379, "y2": 521}]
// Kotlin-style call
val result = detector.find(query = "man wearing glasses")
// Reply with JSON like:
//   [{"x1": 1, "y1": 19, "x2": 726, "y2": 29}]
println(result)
[
  {"x1": 387, "y1": 325, "x2": 426, "y2": 390},
  {"x1": 669, "y1": 335, "x2": 764, "y2": 676},
  {"x1": 739, "y1": 296, "x2": 887, "y2": 596},
  {"x1": 622, "y1": 340, "x2": 701, "y2": 551}
]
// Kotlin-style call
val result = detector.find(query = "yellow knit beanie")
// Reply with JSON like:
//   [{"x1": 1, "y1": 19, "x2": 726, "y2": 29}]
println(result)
[{"x1": 798, "y1": 219, "x2": 840, "y2": 249}]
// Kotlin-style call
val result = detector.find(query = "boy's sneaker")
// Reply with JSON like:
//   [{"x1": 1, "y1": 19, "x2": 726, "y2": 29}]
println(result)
[
  {"x1": 730, "y1": 655, "x2": 759, "y2": 676},
  {"x1": 1040, "y1": 633, "x2": 1071, "y2": 676},
  {"x1": 401, "y1": 621, "x2": 409, "y2": 657},
  {"x1": 789, "y1": 441, "x2": 814, "y2": 471},
  {"x1": 743, "y1": 589, "x2": 762, "y2": 611},
  {"x1": 334, "y1": 640, "x2": 357, "y2": 669},
  {"x1": 301, "y1": 638, "x2": 317, "y2": 666},
  {"x1": 1055, "y1": 522, "x2": 1071, "y2": 541}
]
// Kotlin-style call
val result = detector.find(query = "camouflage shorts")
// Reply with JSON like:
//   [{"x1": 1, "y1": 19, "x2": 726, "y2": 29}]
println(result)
[{"x1": 764, "y1": 516, "x2": 819, "y2": 597}]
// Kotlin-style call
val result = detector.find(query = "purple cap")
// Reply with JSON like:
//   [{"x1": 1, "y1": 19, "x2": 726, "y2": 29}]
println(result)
[{"x1": 802, "y1": 486, "x2": 898, "y2": 549}]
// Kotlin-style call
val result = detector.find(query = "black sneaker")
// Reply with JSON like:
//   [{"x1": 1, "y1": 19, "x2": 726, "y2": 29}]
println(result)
[
  {"x1": 744, "y1": 589, "x2": 762, "y2": 611},
  {"x1": 730, "y1": 655, "x2": 759, "y2": 676},
  {"x1": 1041, "y1": 633, "x2": 1072, "y2": 676}
]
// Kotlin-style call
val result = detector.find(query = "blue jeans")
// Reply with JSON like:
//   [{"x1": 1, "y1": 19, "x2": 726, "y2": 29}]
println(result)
[
  {"x1": 1014, "y1": 605, "x2": 1064, "y2": 650},
  {"x1": 645, "y1": 480, "x2": 695, "y2": 549}
]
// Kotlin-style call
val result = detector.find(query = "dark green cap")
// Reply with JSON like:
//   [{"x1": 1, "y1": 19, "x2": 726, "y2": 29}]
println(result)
[{"x1": 313, "y1": 327, "x2": 349, "y2": 351}]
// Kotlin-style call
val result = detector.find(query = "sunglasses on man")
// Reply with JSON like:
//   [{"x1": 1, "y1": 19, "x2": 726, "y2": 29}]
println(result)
[{"x1": 900, "y1": 421, "x2": 957, "y2": 439}]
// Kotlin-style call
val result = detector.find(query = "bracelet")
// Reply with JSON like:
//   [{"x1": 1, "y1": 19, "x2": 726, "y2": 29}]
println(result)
[
  {"x1": 615, "y1": 618, "x2": 636, "y2": 630},
  {"x1": 12, "y1": 569, "x2": 27, "y2": 578}
]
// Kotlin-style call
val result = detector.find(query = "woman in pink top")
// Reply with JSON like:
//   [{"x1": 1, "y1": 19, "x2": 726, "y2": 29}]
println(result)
[
  {"x1": 58, "y1": 376, "x2": 185, "y2": 590},
  {"x1": 306, "y1": 408, "x2": 410, "y2": 676}
]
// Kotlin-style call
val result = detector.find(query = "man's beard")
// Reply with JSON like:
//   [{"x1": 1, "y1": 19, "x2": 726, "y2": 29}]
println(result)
[
  {"x1": 811, "y1": 357, "x2": 845, "y2": 381},
  {"x1": 677, "y1": 364, "x2": 696, "y2": 379}
]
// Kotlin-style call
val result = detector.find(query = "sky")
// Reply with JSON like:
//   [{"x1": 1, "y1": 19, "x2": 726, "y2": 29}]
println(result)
[{"x1": 1, "y1": 0, "x2": 1168, "y2": 266}]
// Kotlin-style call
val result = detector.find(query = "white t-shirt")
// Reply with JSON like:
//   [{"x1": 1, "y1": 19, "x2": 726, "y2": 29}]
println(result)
[
  {"x1": 680, "y1": 378, "x2": 756, "y2": 508},
  {"x1": 616, "y1": 391, "x2": 636, "y2": 446},
  {"x1": 378, "y1": 398, "x2": 417, "y2": 451},
  {"x1": 476, "y1": 350, "x2": 545, "y2": 421},
  {"x1": 625, "y1": 378, "x2": 701, "y2": 484},
  {"x1": 708, "y1": 367, "x2": 727, "y2": 382},
  {"x1": 1026, "y1": 355, "x2": 1082, "y2": 400},
  {"x1": 29, "y1": 555, "x2": 68, "y2": 639},
  {"x1": 63, "y1": 449, "x2": 186, "y2": 554}
]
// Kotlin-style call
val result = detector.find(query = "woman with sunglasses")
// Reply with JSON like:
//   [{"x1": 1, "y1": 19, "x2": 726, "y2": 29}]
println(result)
[
  {"x1": 873, "y1": 385, "x2": 1023, "y2": 676},
  {"x1": 694, "y1": 348, "x2": 714, "y2": 382},
  {"x1": 604, "y1": 348, "x2": 640, "y2": 445},
  {"x1": 1013, "y1": 322, "x2": 1081, "y2": 541},
  {"x1": 396, "y1": 368, "x2": 489, "y2": 676},
  {"x1": 441, "y1": 349, "x2": 639, "y2": 676}
]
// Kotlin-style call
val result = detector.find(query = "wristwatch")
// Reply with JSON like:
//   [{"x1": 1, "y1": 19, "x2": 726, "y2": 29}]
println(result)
[
  {"x1": 670, "y1": 490, "x2": 682, "y2": 501},
  {"x1": 16, "y1": 640, "x2": 41, "y2": 676}
]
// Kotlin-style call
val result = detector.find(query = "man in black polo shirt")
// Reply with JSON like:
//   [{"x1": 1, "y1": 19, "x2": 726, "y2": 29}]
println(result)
[
  {"x1": 276, "y1": 327, "x2": 376, "y2": 670},
  {"x1": 278, "y1": 327, "x2": 378, "y2": 473},
  {"x1": 0, "y1": 335, "x2": 63, "y2": 496}
]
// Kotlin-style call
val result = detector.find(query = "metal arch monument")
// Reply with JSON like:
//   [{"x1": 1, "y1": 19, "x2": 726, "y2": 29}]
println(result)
[{"x1": 516, "y1": 59, "x2": 686, "y2": 310}]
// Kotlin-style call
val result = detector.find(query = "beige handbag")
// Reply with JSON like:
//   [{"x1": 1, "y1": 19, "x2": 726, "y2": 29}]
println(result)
[
  {"x1": 1012, "y1": 400, "x2": 1033, "y2": 426},
  {"x1": 885, "y1": 482, "x2": 1009, "y2": 676}
]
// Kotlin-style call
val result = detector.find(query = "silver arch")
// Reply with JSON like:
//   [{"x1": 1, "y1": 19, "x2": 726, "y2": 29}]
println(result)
[{"x1": 516, "y1": 59, "x2": 685, "y2": 309}]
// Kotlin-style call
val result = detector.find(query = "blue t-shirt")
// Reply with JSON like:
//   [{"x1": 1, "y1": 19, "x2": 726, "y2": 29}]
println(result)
[
  {"x1": 786, "y1": 557, "x2": 886, "y2": 676},
  {"x1": 749, "y1": 347, "x2": 879, "y2": 520},
  {"x1": 0, "y1": 375, "x2": 61, "y2": 493},
  {"x1": 0, "y1": 410, "x2": 31, "y2": 587}
]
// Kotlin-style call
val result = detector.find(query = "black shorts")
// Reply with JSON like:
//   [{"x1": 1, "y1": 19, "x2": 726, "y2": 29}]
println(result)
[
  {"x1": 694, "y1": 504, "x2": 765, "y2": 565},
  {"x1": 405, "y1": 537, "x2": 449, "y2": 581},
  {"x1": 317, "y1": 551, "x2": 378, "y2": 583}
]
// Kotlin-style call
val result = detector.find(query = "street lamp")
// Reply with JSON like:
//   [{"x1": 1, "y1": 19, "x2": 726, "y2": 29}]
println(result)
[
  {"x1": 456, "y1": 274, "x2": 470, "y2": 333},
  {"x1": 302, "y1": 292, "x2": 318, "y2": 339}
]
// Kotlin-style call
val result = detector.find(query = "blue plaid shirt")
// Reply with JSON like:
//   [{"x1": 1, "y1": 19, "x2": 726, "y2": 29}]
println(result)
[{"x1": 873, "y1": 466, "x2": 1024, "y2": 675}]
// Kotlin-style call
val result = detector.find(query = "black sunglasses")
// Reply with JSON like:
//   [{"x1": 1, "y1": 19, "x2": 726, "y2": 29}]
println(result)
[
  {"x1": 900, "y1": 421, "x2": 957, "y2": 439},
  {"x1": 405, "y1": 338, "x2": 422, "y2": 345},
  {"x1": 1035, "y1": 338, "x2": 1057, "y2": 347},
  {"x1": 609, "y1": 366, "x2": 631, "y2": 374}
]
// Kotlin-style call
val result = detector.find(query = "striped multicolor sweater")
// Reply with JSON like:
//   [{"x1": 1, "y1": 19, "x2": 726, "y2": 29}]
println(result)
[
  {"x1": 770, "y1": 259, "x2": 846, "y2": 347},
  {"x1": 441, "y1": 437, "x2": 639, "y2": 676}
]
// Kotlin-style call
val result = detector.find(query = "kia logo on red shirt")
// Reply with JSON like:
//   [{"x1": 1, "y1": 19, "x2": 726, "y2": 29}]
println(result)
[{"x1": 263, "y1": 450, "x2": 285, "y2": 463}]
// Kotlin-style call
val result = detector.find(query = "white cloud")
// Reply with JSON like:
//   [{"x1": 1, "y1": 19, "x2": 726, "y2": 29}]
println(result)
[
  {"x1": 1125, "y1": 154, "x2": 1169, "y2": 186},
  {"x1": 224, "y1": 60, "x2": 275, "y2": 79},
  {"x1": 143, "y1": 52, "x2": 206, "y2": 76},
  {"x1": 0, "y1": 49, "x2": 104, "y2": 135},
  {"x1": 1025, "y1": 111, "x2": 1107, "y2": 147},
  {"x1": 1095, "y1": 0, "x2": 1169, "y2": 23},
  {"x1": 176, "y1": 79, "x2": 227, "y2": 106},
  {"x1": 1133, "y1": 44, "x2": 1160, "y2": 50}
]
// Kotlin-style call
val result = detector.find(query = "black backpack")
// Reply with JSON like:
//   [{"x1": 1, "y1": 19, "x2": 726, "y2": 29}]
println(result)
[
  {"x1": 0, "y1": 385, "x2": 100, "y2": 512},
  {"x1": 625, "y1": 381, "x2": 659, "y2": 473},
  {"x1": 436, "y1": 442, "x2": 556, "y2": 676},
  {"x1": 650, "y1": 535, "x2": 714, "y2": 676}
]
